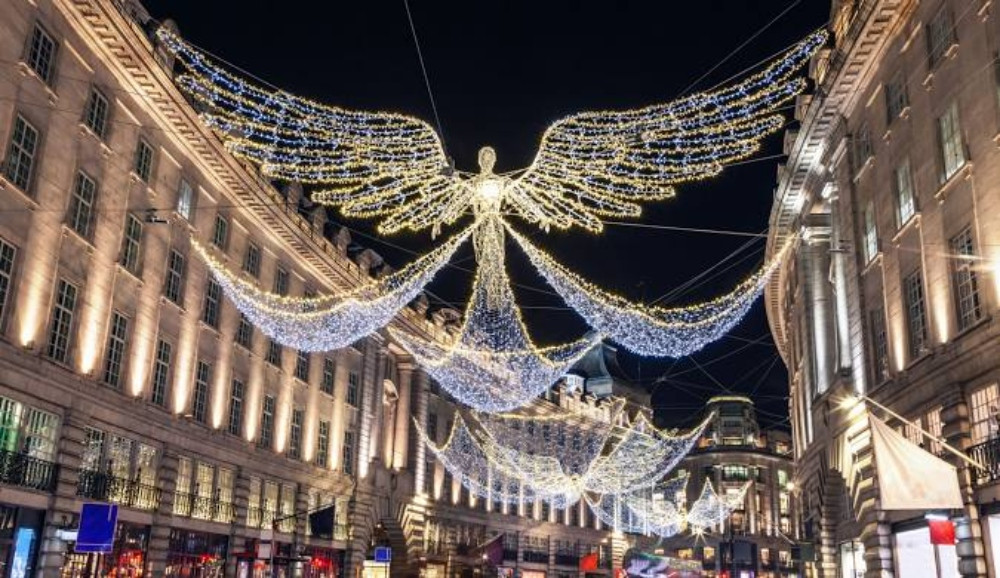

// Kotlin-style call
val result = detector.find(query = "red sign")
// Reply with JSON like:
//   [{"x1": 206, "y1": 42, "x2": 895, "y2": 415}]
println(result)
[{"x1": 929, "y1": 519, "x2": 956, "y2": 545}]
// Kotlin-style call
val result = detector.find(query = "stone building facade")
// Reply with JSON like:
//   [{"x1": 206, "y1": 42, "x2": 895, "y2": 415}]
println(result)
[
  {"x1": 658, "y1": 396, "x2": 800, "y2": 578},
  {"x1": 0, "y1": 0, "x2": 653, "y2": 576},
  {"x1": 766, "y1": 0, "x2": 1000, "y2": 576}
]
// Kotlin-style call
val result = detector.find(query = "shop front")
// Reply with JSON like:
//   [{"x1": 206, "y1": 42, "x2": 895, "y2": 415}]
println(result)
[
  {"x1": 0, "y1": 503, "x2": 44, "y2": 578},
  {"x1": 165, "y1": 528, "x2": 228, "y2": 577},
  {"x1": 300, "y1": 545, "x2": 342, "y2": 578},
  {"x1": 892, "y1": 523, "x2": 958, "y2": 578},
  {"x1": 61, "y1": 521, "x2": 150, "y2": 577}
]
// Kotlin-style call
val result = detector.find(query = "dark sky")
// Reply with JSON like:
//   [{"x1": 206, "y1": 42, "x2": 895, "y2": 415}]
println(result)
[{"x1": 143, "y1": 0, "x2": 831, "y2": 430}]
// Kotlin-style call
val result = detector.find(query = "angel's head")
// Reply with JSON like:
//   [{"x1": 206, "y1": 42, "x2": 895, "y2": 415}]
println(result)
[{"x1": 477, "y1": 146, "x2": 497, "y2": 174}]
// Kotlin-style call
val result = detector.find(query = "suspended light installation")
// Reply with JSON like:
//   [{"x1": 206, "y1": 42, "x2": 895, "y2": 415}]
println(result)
[
  {"x1": 192, "y1": 224, "x2": 472, "y2": 352},
  {"x1": 161, "y1": 26, "x2": 827, "y2": 410}
]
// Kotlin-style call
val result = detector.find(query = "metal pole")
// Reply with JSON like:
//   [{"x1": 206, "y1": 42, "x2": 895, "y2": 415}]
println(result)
[{"x1": 857, "y1": 394, "x2": 987, "y2": 471}]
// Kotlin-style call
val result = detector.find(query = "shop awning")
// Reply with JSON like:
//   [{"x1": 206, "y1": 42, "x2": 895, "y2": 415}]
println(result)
[{"x1": 869, "y1": 415, "x2": 963, "y2": 510}]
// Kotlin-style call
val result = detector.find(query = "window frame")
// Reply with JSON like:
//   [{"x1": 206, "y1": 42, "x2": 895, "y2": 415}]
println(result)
[
  {"x1": 67, "y1": 170, "x2": 98, "y2": 241},
  {"x1": 163, "y1": 248, "x2": 186, "y2": 305},
  {"x1": 25, "y1": 22, "x2": 58, "y2": 86},
  {"x1": 950, "y1": 226, "x2": 983, "y2": 332},
  {"x1": 83, "y1": 87, "x2": 110, "y2": 140},
  {"x1": 46, "y1": 278, "x2": 78, "y2": 363},
  {"x1": 133, "y1": 138, "x2": 155, "y2": 183},
  {"x1": 119, "y1": 213, "x2": 144, "y2": 275},
  {"x1": 937, "y1": 101, "x2": 966, "y2": 183},
  {"x1": 102, "y1": 310, "x2": 130, "y2": 389},
  {"x1": 903, "y1": 269, "x2": 929, "y2": 360},
  {"x1": 3, "y1": 113, "x2": 41, "y2": 193}
]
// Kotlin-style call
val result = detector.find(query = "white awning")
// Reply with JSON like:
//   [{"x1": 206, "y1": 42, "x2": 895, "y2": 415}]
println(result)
[{"x1": 869, "y1": 415, "x2": 963, "y2": 510}]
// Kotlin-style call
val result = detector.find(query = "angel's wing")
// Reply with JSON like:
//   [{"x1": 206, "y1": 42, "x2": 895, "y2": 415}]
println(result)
[
  {"x1": 511, "y1": 30, "x2": 828, "y2": 233},
  {"x1": 158, "y1": 29, "x2": 468, "y2": 235}
]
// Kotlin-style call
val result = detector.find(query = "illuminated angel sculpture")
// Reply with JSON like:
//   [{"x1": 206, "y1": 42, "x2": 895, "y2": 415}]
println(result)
[{"x1": 159, "y1": 29, "x2": 826, "y2": 411}]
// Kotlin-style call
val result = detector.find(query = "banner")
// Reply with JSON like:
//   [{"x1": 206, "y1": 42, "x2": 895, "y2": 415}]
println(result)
[{"x1": 869, "y1": 415, "x2": 963, "y2": 510}]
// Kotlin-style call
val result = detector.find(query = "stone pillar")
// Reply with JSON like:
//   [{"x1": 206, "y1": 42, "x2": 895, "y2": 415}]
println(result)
[
  {"x1": 228, "y1": 468, "x2": 253, "y2": 578},
  {"x1": 942, "y1": 390, "x2": 988, "y2": 577},
  {"x1": 146, "y1": 450, "x2": 180, "y2": 576},
  {"x1": 412, "y1": 370, "x2": 430, "y2": 495},
  {"x1": 801, "y1": 220, "x2": 835, "y2": 397},
  {"x1": 356, "y1": 336, "x2": 384, "y2": 480},
  {"x1": 392, "y1": 362, "x2": 414, "y2": 471},
  {"x1": 37, "y1": 407, "x2": 90, "y2": 576}
]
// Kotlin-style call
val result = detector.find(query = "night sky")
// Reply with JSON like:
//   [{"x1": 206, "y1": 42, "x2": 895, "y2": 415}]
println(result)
[{"x1": 143, "y1": 0, "x2": 831, "y2": 430}]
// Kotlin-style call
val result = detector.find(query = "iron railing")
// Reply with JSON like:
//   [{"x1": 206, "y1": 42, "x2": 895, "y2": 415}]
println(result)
[
  {"x1": 969, "y1": 438, "x2": 1000, "y2": 486},
  {"x1": 77, "y1": 470, "x2": 161, "y2": 511},
  {"x1": 173, "y1": 492, "x2": 237, "y2": 523},
  {"x1": 0, "y1": 449, "x2": 58, "y2": 492}
]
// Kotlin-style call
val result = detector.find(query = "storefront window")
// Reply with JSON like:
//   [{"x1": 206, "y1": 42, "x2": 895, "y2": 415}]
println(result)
[
  {"x1": 165, "y1": 529, "x2": 228, "y2": 577},
  {"x1": 61, "y1": 522, "x2": 150, "y2": 578},
  {"x1": 839, "y1": 541, "x2": 865, "y2": 578},
  {"x1": 894, "y1": 527, "x2": 958, "y2": 578}
]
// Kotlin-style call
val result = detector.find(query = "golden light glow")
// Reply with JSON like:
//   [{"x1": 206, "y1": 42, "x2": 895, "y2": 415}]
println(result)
[
  {"x1": 78, "y1": 314, "x2": 102, "y2": 376},
  {"x1": 17, "y1": 282, "x2": 44, "y2": 348},
  {"x1": 159, "y1": 27, "x2": 826, "y2": 236},
  {"x1": 129, "y1": 335, "x2": 153, "y2": 398}
]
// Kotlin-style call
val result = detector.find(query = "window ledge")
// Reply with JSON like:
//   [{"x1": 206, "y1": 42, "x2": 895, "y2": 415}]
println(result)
[
  {"x1": 903, "y1": 349, "x2": 933, "y2": 372},
  {"x1": 891, "y1": 213, "x2": 921, "y2": 245},
  {"x1": 115, "y1": 263, "x2": 144, "y2": 286},
  {"x1": 159, "y1": 295, "x2": 186, "y2": 314},
  {"x1": 0, "y1": 175, "x2": 39, "y2": 209},
  {"x1": 60, "y1": 225, "x2": 96, "y2": 253},
  {"x1": 980, "y1": 0, "x2": 993, "y2": 19},
  {"x1": 934, "y1": 162, "x2": 973, "y2": 202},
  {"x1": 197, "y1": 320, "x2": 221, "y2": 337},
  {"x1": 951, "y1": 315, "x2": 991, "y2": 344},
  {"x1": 17, "y1": 61, "x2": 58, "y2": 104},
  {"x1": 77, "y1": 123, "x2": 111, "y2": 157},
  {"x1": 852, "y1": 155, "x2": 875, "y2": 182},
  {"x1": 860, "y1": 252, "x2": 883, "y2": 276}
]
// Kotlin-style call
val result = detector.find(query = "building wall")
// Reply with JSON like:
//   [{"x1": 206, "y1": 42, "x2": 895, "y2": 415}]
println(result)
[
  {"x1": 767, "y1": 0, "x2": 1000, "y2": 576},
  {"x1": 658, "y1": 397, "x2": 799, "y2": 577},
  {"x1": 0, "y1": 1, "x2": 652, "y2": 577}
]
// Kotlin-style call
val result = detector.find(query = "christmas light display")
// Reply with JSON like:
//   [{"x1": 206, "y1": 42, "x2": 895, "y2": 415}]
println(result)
[
  {"x1": 159, "y1": 25, "x2": 826, "y2": 410},
  {"x1": 684, "y1": 480, "x2": 752, "y2": 531},
  {"x1": 419, "y1": 409, "x2": 711, "y2": 509},
  {"x1": 159, "y1": 28, "x2": 826, "y2": 236},
  {"x1": 389, "y1": 215, "x2": 599, "y2": 412},
  {"x1": 586, "y1": 474, "x2": 689, "y2": 536},
  {"x1": 191, "y1": 224, "x2": 472, "y2": 352},
  {"x1": 508, "y1": 224, "x2": 797, "y2": 356}
]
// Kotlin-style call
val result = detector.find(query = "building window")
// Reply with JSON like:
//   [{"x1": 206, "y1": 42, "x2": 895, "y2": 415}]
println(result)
[
  {"x1": 274, "y1": 267, "x2": 289, "y2": 296},
  {"x1": 342, "y1": 431, "x2": 355, "y2": 475},
  {"x1": 151, "y1": 338, "x2": 172, "y2": 407},
  {"x1": 67, "y1": 171, "x2": 97, "y2": 240},
  {"x1": 258, "y1": 395, "x2": 275, "y2": 449},
  {"x1": 885, "y1": 72, "x2": 908, "y2": 122},
  {"x1": 102, "y1": 312, "x2": 129, "y2": 389},
  {"x1": 134, "y1": 138, "x2": 154, "y2": 182},
  {"x1": 862, "y1": 201, "x2": 878, "y2": 263},
  {"x1": 265, "y1": 339, "x2": 282, "y2": 367},
  {"x1": 211, "y1": 214, "x2": 229, "y2": 250},
  {"x1": 321, "y1": 358, "x2": 335, "y2": 395},
  {"x1": 3, "y1": 114, "x2": 39, "y2": 192},
  {"x1": 927, "y1": 8, "x2": 956, "y2": 68},
  {"x1": 120, "y1": 214, "x2": 143, "y2": 274},
  {"x1": 294, "y1": 350, "x2": 310, "y2": 381},
  {"x1": 346, "y1": 371, "x2": 360, "y2": 407},
  {"x1": 0, "y1": 239, "x2": 16, "y2": 327},
  {"x1": 235, "y1": 313, "x2": 253, "y2": 349},
  {"x1": 192, "y1": 361, "x2": 210, "y2": 424},
  {"x1": 243, "y1": 243, "x2": 261, "y2": 277},
  {"x1": 202, "y1": 279, "x2": 221, "y2": 328},
  {"x1": 288, "y1": 408, "x2": 303, "y2": 460},
  {"x1": 970, "y1": 384, "x2": 999, "y2": 445},
  {"x1": 894, "y1": 160, "x2": 916, "y2": 228},
  {"x1": 227, "y1": 379, "x2": 245, "y2": 436},
  {"x1": 427, "y1": 412, "x2": 438, "y2": 443},
  {"x1": 903, "y1": 270, "x2": 928, "y2": 359},
  {"x1": 868, "y1": 307, "x2": 889, "y2": 383},
  {"x1": 950, "y1": 227, "x2": 982, "y2": 332},
  {"x1": 47, "y1": 279, "x2": 77, "y2": 363},
  {"x1": 852, "y1": 124, "x2": 873, "y2": 173},
  {"x1": 926, "y1": 407, "x2": 943, "y2": 455},
  {"x1": 163, "y1": 249, "x2": 185, "y2": 305},
  {"x1": 83, "y1": 88, "x2": 109, "y2": 139},
  {"x1": 26, "y1": 24, "x2": 57, "y2": 84},
  {"x1": 316, "y1": 421, "x2": 330, "y2": 467},
  {"x1": 175, "y1": 179, "x2": 194, "y2": 221},
  {"x1": 938, "y1": 101, "x2": 966, "y2": 182}
]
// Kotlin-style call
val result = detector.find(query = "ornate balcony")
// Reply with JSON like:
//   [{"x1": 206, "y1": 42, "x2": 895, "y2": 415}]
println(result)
[
  {"x1": 173, "y1": 492, "x2": 237, "y2": 523},
  {"x1": 0, "y1": 449, "x2": 58, "y2": 492},
  {"x1": 76, "y1": 470, "x2": 161, "y2": 511},
  {"x1": 969, "y1": 438, "x2": 1000, "y2": 487}
]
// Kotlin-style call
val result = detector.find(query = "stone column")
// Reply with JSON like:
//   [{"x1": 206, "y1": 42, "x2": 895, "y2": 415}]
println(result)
[
  {"x1": 801, "y1": 219, "x2": 835, "y2": 398},
  {"x1": 37, "y1": 407, "x2": 90, "y2": 576},
  {"x1": 942, "y1": 389, "x2": 987, "y2": 577},
  {"x1": 412, "y1": 370, "x2": 430, "y2": 495},
  {"x1": 392, "y1": 362, "x2": 414, "y2": 471},
  {"x1": 146, "y1": 450, "x2": 180, "y2": 576}
]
